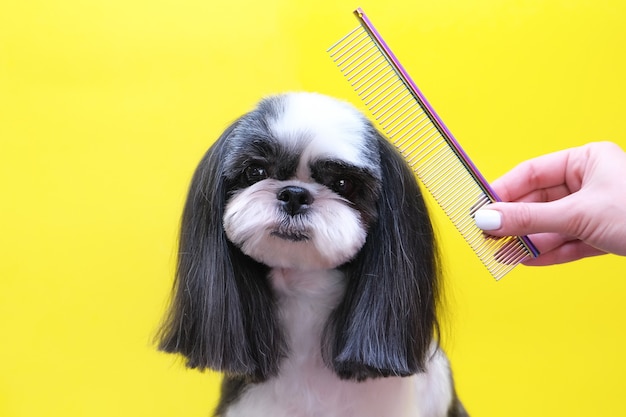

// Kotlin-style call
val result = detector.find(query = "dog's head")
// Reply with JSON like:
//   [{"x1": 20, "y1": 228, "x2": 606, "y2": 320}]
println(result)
[{"x1": 159, "y1": 92, "x2": 440, "y2": 381}]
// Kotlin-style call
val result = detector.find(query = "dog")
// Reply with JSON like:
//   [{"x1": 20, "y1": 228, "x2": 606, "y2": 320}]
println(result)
[{"x1": 158, "y1": 92, "x2": 468, "y2": 417}]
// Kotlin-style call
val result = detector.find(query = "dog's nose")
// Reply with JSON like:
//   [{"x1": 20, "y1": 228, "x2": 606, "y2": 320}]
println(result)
[{"x1": 277, "y1": 186, "x2": 313, "y2": 216}]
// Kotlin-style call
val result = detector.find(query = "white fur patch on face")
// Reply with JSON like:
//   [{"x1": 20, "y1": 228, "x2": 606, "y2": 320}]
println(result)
[
  {"x1": 269, "y1": 92, "x2": 369, "y2": 172},
  {"x1": 223, "y1": 179, "x2": 367, "y2": 270}
]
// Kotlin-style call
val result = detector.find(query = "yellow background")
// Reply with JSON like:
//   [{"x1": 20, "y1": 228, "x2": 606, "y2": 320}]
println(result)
[{"x1": 2, "y1": 0, "x2": 625, "y2": 416}]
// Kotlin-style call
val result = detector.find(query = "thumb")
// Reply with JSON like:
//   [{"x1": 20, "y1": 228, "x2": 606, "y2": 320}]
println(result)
[{"x1": 474, "y1": 199, "x2": 573, "y2": 237}]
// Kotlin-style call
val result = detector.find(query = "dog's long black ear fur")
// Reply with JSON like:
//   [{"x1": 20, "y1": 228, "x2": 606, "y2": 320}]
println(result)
[
  {"x1": 324, "y1": 130, "x2": 440, "y2": 381},
  {"x1": 158, "y1": 121, "x2": 284, "y2": 381}
]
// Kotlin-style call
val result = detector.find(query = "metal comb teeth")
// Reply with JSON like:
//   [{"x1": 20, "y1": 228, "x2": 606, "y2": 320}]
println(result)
[{"x1": 328, "y1": 9, "x2": 539, "y2": 280}]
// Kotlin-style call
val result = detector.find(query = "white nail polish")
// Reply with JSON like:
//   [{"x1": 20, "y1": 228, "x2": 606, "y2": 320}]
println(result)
[{"x1": 474, "y1": 209, "x2": 502, "y2": 231}]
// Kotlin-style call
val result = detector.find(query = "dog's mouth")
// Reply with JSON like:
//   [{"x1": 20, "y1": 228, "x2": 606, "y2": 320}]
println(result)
[
  {"x1": 269, "y1": 215, "x2": 311, "y2": 242},
  {"x1": 270, "y1": 230, "x2": 310, "y2": 242}
]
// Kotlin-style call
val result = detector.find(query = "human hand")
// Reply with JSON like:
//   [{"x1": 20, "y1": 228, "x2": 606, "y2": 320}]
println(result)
[{"x1": 474, "y1": 141, "x2": 626, "y2": 266}]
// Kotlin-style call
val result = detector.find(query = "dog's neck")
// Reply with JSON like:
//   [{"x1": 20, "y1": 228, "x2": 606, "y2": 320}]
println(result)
[
  {"x1": 270, "y1": 267, "x2": 346, "y2": 300},
  {"x1": 269, "y1": 268, "x2": 345, "y2": 365}
]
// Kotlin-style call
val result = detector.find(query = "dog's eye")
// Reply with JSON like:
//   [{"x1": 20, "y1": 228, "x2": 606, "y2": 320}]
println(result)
[
  {"x1": 332, "y1": 178, "x2": 355, "y2": 197},
  {"x1": 244, "y1": 164, "x2": 268, "y2": 185}
]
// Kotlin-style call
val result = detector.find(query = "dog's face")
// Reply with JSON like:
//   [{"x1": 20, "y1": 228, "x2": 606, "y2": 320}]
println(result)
[{"x1": 221, "y1": 93, "x2": 383, "y2": 270}]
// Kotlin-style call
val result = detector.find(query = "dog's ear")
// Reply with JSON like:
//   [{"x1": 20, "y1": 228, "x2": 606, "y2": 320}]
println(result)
[
  {"x1": 324, "y1": 130, "x2": 440, "y2": 381},
  {"x1": 158, "y1": 120, "x2": 284, "y2": 381}
]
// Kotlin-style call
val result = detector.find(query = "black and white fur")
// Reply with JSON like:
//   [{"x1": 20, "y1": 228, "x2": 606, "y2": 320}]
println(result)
[{"x1": 158, "y1": 92, "x2": 468, "y2": 417}]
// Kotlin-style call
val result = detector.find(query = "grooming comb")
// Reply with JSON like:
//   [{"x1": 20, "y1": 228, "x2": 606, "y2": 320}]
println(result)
[{"x1": 328, "y1": 8, "x2": 539, "y2": 279}]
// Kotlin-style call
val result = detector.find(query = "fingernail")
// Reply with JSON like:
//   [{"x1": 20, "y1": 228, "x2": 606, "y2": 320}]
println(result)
[{"x1": 474, "y1": 209, "x2": 502, "y2": 231}]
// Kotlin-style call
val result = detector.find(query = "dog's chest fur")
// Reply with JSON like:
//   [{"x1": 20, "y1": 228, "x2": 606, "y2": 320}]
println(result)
[{"x1": 220, "y1": 268, "x2": 453, "y2": 417}]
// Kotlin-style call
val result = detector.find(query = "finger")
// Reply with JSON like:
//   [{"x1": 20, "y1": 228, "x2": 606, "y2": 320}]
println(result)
[
  {"x1": 522, "y1": 241, "x2": 606, "y2": 266},
  {"x1": 474, "y1": 198, "x2": 577, "y2": 237},
  {"x1": 520, "y1": 232, "x2": 575, "y2": 255},
  {"x1": 508, "y1": 183, "x2": 573, "y2": 204},
  {"x1": 490, "y1": 148, "x2": 581, "y2": 202}
]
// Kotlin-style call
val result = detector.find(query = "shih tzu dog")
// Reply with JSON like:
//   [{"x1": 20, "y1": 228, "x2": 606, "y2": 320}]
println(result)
[{"x1": 158, "y1": 92, "x2": 468, "y2": 417}]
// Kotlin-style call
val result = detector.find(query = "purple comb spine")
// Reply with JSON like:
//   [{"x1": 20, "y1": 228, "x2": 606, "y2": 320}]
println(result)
[{"x1": 354, "y1": 8, "x2": 539, "y2": 258}]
